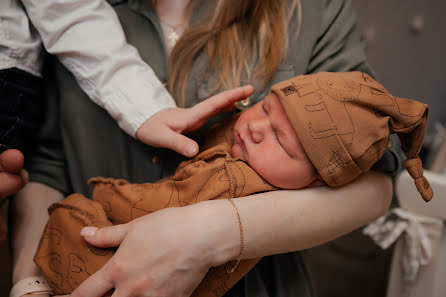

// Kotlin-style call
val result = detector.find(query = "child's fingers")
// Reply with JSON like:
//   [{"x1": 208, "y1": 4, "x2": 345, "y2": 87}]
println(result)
[
  {"x1": 136, "y1": 117, "x2": 199, "y2": 157},
  {"x1": 158, "y1": 127, "x2": 199, "y2": 157},
  {"x1": 191, "y1": 85, "x2": 254, "y2": 120},
  {"x1": 0, "y1": 149, "x2": 24, "y2": 173}
]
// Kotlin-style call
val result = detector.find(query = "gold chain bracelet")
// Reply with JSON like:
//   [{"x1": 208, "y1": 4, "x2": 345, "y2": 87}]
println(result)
[{"x1": 225, "y1": 198, "x2": 244, "y2": 274}]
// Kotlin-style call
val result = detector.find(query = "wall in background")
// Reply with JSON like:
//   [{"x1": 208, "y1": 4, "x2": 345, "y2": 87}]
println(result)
[
  {"x1": 353, "y1": 0, "x2": 446, "y2": 135},
  {"x1": 303, "y1": 2, "x2": 445, "y2": 297}
]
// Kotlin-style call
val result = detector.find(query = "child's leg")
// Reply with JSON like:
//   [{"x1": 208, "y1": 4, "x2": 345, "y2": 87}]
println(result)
[{"x1": 0, "y1": 68, "x2": 43, "y2": 154}]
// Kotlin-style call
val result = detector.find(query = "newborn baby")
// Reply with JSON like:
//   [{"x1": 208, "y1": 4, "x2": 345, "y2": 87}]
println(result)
[{"x1": 34, "y1": 71, "x2": 432, "y2": 297}]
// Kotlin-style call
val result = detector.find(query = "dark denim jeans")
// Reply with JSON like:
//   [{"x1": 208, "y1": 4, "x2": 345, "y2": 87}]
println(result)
[{"x1": 0, "y1": 68, "x2": 43, "y2": 154}]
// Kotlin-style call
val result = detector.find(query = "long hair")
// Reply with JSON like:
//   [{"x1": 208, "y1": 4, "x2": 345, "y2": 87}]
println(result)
[{"x1": 168, "y1": 0, "x2": 302, "y2": 106}]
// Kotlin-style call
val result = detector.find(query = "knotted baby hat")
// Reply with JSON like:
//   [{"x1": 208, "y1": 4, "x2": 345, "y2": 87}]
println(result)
[{"x1": 271, "y1": 71, "x2": 433, "y2": 202}]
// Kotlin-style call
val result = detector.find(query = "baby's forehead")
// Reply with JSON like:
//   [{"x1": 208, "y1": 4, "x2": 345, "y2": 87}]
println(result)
[{"x1": 265, "y1": 91, "x2": 292, "y2": 123}]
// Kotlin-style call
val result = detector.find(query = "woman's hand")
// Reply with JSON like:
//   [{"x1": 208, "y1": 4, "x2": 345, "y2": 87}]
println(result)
[
  {"x1": 71, "y1": 204, "x2": 234, "y2": 297},
  {"x1": 136, "y1": 85, "x2": 254, "y2": 157}
]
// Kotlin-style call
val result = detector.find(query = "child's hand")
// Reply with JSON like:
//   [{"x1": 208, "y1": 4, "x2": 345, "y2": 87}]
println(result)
[{"x1": 135, "y1": 85, "x2": 254, "y2": 157}]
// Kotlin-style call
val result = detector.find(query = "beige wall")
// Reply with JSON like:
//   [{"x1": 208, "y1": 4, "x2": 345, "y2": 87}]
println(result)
[
  {"x1": 306, "y1": 2, "x2": 446, "y2": 297},
  {"x1": 353, "y1": 0, "x2": 446, "y2": 133}
]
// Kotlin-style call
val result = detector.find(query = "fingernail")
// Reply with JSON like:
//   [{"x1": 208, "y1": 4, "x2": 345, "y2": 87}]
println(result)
[
  {"x1": 184, "y1": 144, "x2": 197, "y2": 157},
  {"x1": 81, "y1": 226, "x2": 98, "y2": 237}
]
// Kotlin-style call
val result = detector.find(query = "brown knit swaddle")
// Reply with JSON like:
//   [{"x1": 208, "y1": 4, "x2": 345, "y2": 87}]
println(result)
[{"x1": 34, "y1": 142, "x2": 275, "y2": 297}]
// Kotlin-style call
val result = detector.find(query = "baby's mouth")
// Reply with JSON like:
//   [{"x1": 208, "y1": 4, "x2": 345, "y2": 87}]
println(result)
[
  {"x1": 236, "y1": 131, "x2": 245, "y2": 149},
  {"x1": 232, "y1": 130, "x2": 248, "y2": 161}
]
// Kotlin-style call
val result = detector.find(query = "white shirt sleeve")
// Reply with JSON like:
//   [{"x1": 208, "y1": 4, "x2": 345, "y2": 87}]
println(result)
[
  {"x1": 0, "y1": 0, "x2": 43, "y2": 76},
  {"x1": 21, "y1": 0, "x2": 177, "y2": 137}
]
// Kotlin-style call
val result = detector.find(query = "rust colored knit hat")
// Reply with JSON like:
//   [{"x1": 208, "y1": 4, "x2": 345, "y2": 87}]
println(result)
[{"x1": 271, "y1": 71, "x2": 433, "y2": 202}]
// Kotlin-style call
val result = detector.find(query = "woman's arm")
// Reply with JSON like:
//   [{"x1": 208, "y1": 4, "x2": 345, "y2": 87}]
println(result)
[
  {"x1": 10, "y1": 182, "x2": 64, "y2": 284},
  {"x1": 206, "y1": 171, "x2": 392, "y2": 263},
  {"x1": 73, "y1": 171, "x2": 392, "y2": 297}
]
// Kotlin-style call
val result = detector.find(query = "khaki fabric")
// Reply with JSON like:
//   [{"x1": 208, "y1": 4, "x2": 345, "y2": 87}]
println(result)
[
  {"x1": 34, "y1": 123, "x2": 276, "y2": 296},
  {"x1": 272, "y1": 71, "x2": 433, "y2": 201}
]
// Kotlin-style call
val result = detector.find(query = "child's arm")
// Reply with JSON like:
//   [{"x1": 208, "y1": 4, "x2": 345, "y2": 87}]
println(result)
[
  {"x1": 134, "y1": 86, "x2": 253, "y2": 156},
  {"x1": 21, "y1": 0, "x2": 175, "y2": 141},
  {"x1": 21, "y1": 0, "x2": 252, "y2": 157}
]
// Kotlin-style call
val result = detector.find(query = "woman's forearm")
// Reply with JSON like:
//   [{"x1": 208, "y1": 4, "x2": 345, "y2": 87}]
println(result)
[
  {"x1": 198, "y1": 171, "x2": 392, "y2": 266},
  {"x1": 10, "y1": 182, "x2": 64, "y2": 284}
]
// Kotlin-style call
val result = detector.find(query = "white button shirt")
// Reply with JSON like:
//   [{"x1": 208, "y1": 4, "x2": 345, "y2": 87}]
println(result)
[{"x1": 0, "y1": 0, "x2": 176, "y2": 137}]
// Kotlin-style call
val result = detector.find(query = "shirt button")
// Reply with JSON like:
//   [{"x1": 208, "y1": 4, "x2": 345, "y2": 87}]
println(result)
[{"x1": 152, "y1": 156, "x2": 160, "y2": 164}]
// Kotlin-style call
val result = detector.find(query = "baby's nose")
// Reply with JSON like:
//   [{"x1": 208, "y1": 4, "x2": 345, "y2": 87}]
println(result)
[{"x1": 248, "y1": 118, "x2": 270, "y2": 143}]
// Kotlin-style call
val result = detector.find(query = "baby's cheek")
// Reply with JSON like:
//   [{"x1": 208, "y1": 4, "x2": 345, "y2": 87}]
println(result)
[
  {"x1": 273, "y1": 165, "x2": 313, "y2": 189},
  {"x1": 254, "y1": 165, "x2": 286, "y2": 188}
]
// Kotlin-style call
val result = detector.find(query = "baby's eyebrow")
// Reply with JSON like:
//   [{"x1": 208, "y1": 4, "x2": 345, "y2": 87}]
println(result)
[
  {"x1": 269, "y1": 113, "x2": 286, "y2": 138},
  {"x1": 268, "y1": 102, "x2": 298, "y2": 156},
  {"x1": 262, "y1": 99, "x2": 271, "y2": 112}
]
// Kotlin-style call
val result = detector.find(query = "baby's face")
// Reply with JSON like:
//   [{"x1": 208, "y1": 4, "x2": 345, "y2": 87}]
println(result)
[{"x1": 232, "y1": 92, "x2": 318, "y2": 189}]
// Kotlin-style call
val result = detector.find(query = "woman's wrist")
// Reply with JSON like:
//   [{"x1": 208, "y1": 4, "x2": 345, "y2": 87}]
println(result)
[{"x1": 190, "y1": 200, "x2": 242, "y2": 267}]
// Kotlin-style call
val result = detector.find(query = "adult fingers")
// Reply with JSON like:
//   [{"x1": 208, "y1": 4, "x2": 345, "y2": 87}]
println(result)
[
  {"x1": 71, "y1": 268, "x2": 113, "y2": 297},
  {"x1": 0, "y1": 149, "x2": 24, "y2": 173},
  {"x1": 81, "y1": 223, "x2": 131, "y2": 248},
  {"x1": 189, "y1": 85, "x2": 254, "y2": 122},
  {"x1": 0, "y1": 172, "x2": 26, "y2": 199}
]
